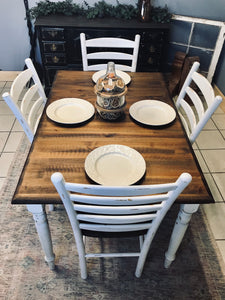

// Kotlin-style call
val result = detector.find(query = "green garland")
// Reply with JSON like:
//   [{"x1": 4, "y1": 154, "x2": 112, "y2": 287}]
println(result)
[{"x1": 28, "y1": 0, "x2": 172, "y2": 23}]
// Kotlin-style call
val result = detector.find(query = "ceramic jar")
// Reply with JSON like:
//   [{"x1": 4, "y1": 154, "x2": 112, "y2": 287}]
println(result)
[{"x1": 94, "y1": 62, "x2": 127, "y2": 120}]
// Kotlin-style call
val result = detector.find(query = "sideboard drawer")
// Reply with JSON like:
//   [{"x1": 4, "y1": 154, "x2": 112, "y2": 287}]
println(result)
[
  {"x1": 44, "y1": 53, "x2": 66, "y2": 65},
  {"x1": 43, "y1": 41, "x2": 66, "y2": 52},
  {"x1": 41, "y1": 28, "x2": 65, "y2": 40}
]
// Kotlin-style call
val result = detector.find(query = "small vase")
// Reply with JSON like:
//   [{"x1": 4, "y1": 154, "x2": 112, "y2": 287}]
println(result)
[{"x1": 139, "y1": 0, "x2": 151, "y2": 22}]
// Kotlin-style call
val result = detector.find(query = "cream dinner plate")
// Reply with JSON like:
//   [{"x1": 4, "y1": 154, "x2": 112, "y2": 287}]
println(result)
[
  {"x1": 84, "y1": 144, "x2": 146, "y2": 186},
  {"x1": 129, "y1": 100, "x2": 176, "y2": 126},
  {"x1": 46, "y1": 98, "x2": 95, "y2": 125},
  {"x1": 92, "y1": 70, "x2": 131, "y2": 85}
]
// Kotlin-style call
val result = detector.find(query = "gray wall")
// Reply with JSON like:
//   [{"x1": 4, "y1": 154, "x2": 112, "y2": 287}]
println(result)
[
  {"x1": 0, "y1": 0, "x2": 30, "y2": 70},
  {"x1": 155, "y1": 0, "x2": 225, "y2": 21}
]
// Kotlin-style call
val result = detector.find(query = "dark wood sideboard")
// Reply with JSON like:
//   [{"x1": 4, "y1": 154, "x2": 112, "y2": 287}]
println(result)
[{"x1": 35, "y1": 15, "x2": 170, "y2": 89}]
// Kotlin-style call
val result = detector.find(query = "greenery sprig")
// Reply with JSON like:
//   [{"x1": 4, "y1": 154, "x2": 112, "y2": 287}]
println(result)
[
  {"x1": 83, "y1": 1, "x2": 138, "y2": 20},
  {"x1": 28, "y1": 0, "x2": 171, "y2": 23}
]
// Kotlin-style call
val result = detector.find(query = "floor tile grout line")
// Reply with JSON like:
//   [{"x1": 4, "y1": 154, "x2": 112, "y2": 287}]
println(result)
[
  {"x1": 210, "y1": 172, "x2": 225, "y2": 202},
  {"x1": 198, "y1": 148, "x2": 225, "y2": 150}
]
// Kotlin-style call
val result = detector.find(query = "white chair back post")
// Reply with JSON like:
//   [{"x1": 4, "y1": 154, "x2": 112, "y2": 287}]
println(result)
[
  {"x1": 2, "y1": 58, "x2": 47, "y2": 143},
  {"x1": 80, "y1": 33, "x2": 140, "y2": 72},
  {"x1": 175, "y1": 61, "x2": 223, "y2": 144},
  {"x1": 25, "y1": 58, "x2": 47, "y2": 103},
  {"x1": 51, "y1": 172, "x2": 192, "y2": 279}
]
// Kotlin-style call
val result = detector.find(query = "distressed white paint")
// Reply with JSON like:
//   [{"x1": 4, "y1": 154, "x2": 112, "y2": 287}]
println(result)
[
  {"x1": 51, "y1": 172, "x2": 192, "y2": 279},
  {"x1": 164, "y1": 203, "x2": 199, "y2": 268},
  {"x1": 26, "y1": 204, "x2": 55, "y2": 269}
]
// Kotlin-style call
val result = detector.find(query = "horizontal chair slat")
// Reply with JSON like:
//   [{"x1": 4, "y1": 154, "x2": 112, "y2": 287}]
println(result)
[
  {"x1": 74, "y1": 204, "x2": 162, "y2": 215},
  {"x1": 65, "y1": 182, "x2": 177, "y2": 196},
  {"x1": 21, "y1": 84, "x2": 39, "y2": 114},
  {"x1": 86, "y1": 37, "x2": 136, "y2": 48},
  {"x1": 87, "y1": 52, "x2": 133, "y2": 60},
  {"x1": 70, "y1": 194, "x2": 168, "y2": 205},
  {"x1": 85, "y1": 253, "x2": 140, "y2": 258},
  {"x1": 79, "y1": 222, "x2": 152, "y2": 232},
  {"x1": 87, "y1": 64, "x2": 133, "y2": 71},
  {"x1": 77, "y1": 213, "x2": 156, "y2": 224}
]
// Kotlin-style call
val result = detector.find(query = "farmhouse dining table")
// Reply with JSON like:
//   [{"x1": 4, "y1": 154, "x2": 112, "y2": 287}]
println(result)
[{"x1": 12, "y1": 70, "x2": 213, "y2": 270}]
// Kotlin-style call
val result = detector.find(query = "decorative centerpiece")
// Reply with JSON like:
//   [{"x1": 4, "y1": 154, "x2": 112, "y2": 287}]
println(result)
[{"x1": 94, "y1": 62, "x2": 127, "y2": 121}]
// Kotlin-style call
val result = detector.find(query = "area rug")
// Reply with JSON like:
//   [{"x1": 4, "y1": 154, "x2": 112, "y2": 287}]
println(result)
[{"x1": 1, "y1": 136, "x2": 225, "y2": 300}]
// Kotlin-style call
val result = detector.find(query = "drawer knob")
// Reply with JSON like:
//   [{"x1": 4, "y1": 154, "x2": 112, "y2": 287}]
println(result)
[
  {"x1": 51, "y1": 44, "x2": 57, "y2": 51},
  {"x1": 52, "y1": 56, "x2": 59, "y2": 63}
]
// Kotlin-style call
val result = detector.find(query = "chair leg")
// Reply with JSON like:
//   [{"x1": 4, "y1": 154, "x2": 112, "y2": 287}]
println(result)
[
  {"x1": 76, "y1": 234, "x2": 88, "y2": 279},
  {"x1": 164, "y1": 203, "x2": 199, "y2": 268},
  {"x1": 80, "y1": 257, "x2": 88, "y2": 279},
  {"x1": 26, "y1": 204, "x2": 55, "y2": 270},
  {"x1": 135, "y1": 232, "x2": 155, "y2": 278}
]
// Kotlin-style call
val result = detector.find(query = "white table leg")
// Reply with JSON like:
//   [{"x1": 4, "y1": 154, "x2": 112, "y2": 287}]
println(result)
[
  {"x1": 164, "y1": 203, "x2": 199, "y2": 268},
  {"x1": 26, "y1": 204, "x2": 55, "y2": 270}
]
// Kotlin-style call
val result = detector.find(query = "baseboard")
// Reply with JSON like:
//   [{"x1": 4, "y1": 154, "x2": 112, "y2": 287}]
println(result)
[{"x1": 213, "y1": 84, "x2": 225, "y2": 113}]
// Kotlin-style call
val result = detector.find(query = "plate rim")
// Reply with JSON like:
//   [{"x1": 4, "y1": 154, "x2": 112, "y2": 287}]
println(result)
[
  {"x1": 84, "y1": 144, "x2": 146, "y2": 186},
  {"x1": 92, "y1": 69, "x2": 131, "y2": 85},
  {"x1": 46, "y1": 98, "x2": 95, "y2": 125},
  {"x1": 129, "y1": 99, "x2": 176, "y2": 126}
]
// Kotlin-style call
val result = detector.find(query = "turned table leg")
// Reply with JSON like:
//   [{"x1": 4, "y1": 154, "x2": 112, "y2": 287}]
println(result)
[
  {"x1": 164, "y1": 203, "x2": 199, "y2": 268},
  {"x1": 26, "y1": 204, "x2": 55, "y2": 270}
]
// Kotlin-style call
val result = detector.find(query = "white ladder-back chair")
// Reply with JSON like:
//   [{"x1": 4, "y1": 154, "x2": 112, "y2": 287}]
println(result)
[
  {"x1": 80, "y1": 32, "x2": 140, "y2": 72},
  {"x1": 2, "y1": 59, "x2": 54, "y2": 211},
  {"x1": 2, "y1": 58, "x2": 47, "y2": 143},
  {"x1": 51, "y1": 172, "x2": 192, "y2": 279},
  {"x1": 175, "y1": 61, "x2": 222, "y2": 144}
]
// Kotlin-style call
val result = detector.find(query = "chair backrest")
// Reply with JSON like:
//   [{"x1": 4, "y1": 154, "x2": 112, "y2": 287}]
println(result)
[
  {"x1": 175, "y1": 61, "x2": 222, "y2": 144},
  {"x1": 25, "y1": 58, "x2": 47, "y2": 103},
  {"x1": 80, "y1": 33, "x2": 140, "y2": 72},
  {"x1": 51, "y1": 172, "x2": 192, "y2": 278},
  {"x1": 2, "y1": 58, "x2": 47, "y2": 143}
]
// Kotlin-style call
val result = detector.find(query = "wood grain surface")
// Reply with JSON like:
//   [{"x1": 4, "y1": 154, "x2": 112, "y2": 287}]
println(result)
[{"x1": 13, "y1": 71, "x2": 213, "y2": 205}]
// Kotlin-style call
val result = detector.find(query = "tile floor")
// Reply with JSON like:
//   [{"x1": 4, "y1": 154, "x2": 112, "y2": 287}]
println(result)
[{"x1": 0, "y1": 72, "x2": 225, "y2": 263}]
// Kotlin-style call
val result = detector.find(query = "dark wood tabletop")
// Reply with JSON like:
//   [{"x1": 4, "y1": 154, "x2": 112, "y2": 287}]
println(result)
[{"x1": 12, "y1": 71, "x2": 213, "y2": 205}]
